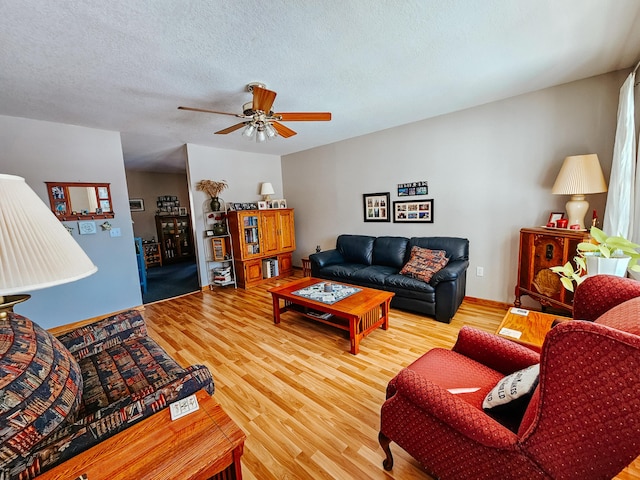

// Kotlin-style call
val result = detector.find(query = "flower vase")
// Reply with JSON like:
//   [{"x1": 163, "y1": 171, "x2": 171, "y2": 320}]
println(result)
[
  {"x1": 210, "y1": 197, "x2": 221, "y2": 212},
  {"x1": 213, "y1": 223, "x2": 227, "y2": 236}
]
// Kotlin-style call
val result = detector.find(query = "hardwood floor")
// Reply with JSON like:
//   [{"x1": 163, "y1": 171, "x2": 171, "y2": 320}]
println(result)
[{"x1": 141, "y1": 272, "x2": 640, "y2": 480}]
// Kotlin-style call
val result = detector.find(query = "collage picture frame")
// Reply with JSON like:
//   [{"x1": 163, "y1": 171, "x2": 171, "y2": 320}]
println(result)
[
  {"x1": 393, "y1": 199, "x2": 434, "y2": 223},
  {"x1": 363, "y1": 192, "x2": 390, "y2": 222}
]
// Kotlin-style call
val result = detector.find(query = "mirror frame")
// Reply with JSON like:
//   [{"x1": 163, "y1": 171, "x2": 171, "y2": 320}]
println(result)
[{"x1": 45, "y1": 182, "x2": 115, "y2": 221}]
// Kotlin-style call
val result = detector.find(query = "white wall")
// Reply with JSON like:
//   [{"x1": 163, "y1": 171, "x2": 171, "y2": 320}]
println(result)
[
  {"x1": 185, "y1": 144, "x2": 282, "y2": 287},
  {"x1": 0, "y1": 115, "x2": 141, "y2": 328},
  {"x1": 282, "y1": 71, "x2": 627, "y2": 305}
]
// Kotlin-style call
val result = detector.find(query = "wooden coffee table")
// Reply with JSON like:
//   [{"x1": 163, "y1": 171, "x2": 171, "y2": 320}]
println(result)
[
  {"x1": 269, "y1": 277, "x2": 394, "y2": 354},
  {"x1": 496, "y1": 307, "x2": 570, "y2": 352}
]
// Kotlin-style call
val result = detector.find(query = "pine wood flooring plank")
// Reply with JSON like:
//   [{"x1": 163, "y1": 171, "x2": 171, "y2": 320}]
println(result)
[{"x1": 139, "y1": 274, "x2": 640, "y2": 480}]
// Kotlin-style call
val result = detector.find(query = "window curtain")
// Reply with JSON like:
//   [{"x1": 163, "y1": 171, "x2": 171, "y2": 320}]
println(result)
[{"x1": 603, "y1": 72, "x2": 636, "y2": 239}]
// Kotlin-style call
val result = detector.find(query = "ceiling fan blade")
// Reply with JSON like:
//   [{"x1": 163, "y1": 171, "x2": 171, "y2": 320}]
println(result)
[
  {"x1": 215, "y1": 123, "x2": 247, "y2": 135},
  {"x1": 178, "y1": 106, "x2": 239, "y2": 117},
  {"x1": 252, "y1": 86, "x2": 277, "y2": 113},
  {"x1": 272, "y1": 122, "x2": 297, "y2": 138},
  {"x1": 275, "y1": 112, "x2": 332, "y2": 122}
]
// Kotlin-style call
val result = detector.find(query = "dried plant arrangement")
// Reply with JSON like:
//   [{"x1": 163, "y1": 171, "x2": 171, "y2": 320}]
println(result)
[{"x1": 196, "y1": 179, "x2": 228, "y2": 198}]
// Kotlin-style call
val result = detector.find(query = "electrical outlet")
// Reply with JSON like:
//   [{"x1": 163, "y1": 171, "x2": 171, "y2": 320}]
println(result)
[
  {"x1": 476, "y1": 266, "x2": 484, "y2": 277},
  {"x1": 110, "y1": 227, "x2": 121, "y2": 237}
]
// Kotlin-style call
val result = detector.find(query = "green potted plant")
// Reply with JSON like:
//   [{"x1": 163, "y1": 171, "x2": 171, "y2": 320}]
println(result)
[{"x1": 551, "y1": 226, "x2": 640, "y2": 292}]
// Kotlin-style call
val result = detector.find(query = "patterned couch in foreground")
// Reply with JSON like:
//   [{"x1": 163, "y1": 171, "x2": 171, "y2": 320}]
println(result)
[{"x1": 0, "y1": 310, "x2": 214, "y2": 480}]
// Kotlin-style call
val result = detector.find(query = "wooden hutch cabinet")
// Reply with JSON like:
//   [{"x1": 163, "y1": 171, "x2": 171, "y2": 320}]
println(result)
[
  {"x1": 515, "y1": 227, "x2": 590, "y2": 313},
  {"x1": 155, "y1": 215, "x2": 195, "y2": 264},
  {"x1": 227, "y1": 209, "x2": 296, "y2": 288}
]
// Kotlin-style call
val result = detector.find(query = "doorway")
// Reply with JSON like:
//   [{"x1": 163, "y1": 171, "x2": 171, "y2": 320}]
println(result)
[{"x1": 125, "y1": 169, "x2": 200, "y2": 304}]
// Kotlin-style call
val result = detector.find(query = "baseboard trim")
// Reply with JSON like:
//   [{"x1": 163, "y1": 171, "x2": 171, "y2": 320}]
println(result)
[{"x1": 463, "y1": 296, "x2": 510, "y2": 310}]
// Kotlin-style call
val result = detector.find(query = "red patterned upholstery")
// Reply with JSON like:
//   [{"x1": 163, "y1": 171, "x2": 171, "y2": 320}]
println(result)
[
  {"x1": 380, "y1": 302, "x2": 640, "y2": 479},
  {"x1": 572, "y1": 274, "x2": 640, "y2": 321}
]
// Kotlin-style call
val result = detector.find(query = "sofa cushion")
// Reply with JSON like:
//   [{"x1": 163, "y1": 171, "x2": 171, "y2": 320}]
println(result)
[
  {"x1": 57, "y1": 310, "x2": 147, "y2": 359},
  {"x1": 0, "y1": 314, "x2": 83, "y2": 460},
  {"x1": 318, "y1": 263, "x2": 367, "y2": 279},
  {"x1": 78, "y1": 335, "x2": 190, "y2": 416},
  {"x1": 400, "y1": 247, "x2": 449, "y2": 282},
  {"x1": 385, "y1": 273, "x2": 435, "y2": 294},
  {"x1": 408, "y1": 237, "x2": 469, "y2": 263},
  {"x1": 337, "y1": 234, "x2": 375, "y2": 265},
  {"x1": 405, "y1": 348, "x2": 504, "y2": 409},
  {"x1": 350, "y1": 265, "x2": 397, "y2": 286},
  {"x1": 372, "y1": 236, "x2": 409, "y2": 269}
]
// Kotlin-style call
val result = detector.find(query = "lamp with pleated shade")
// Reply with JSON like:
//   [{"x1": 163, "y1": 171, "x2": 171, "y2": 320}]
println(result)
[
  {"x1": 0, "y1": 174, "x2": 97, "y2": 316},
  {"x1": 551, "y1": 154, "x2": 608, "y2": 230}
]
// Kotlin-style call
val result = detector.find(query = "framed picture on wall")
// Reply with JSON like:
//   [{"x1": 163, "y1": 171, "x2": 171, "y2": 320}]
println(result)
[
  {"x1": 129, "y1": 198, "x2": 144, "y2": 212},
  {"x1": 393, "y1": 199, "x2": 433, "y2": 223},
  {"x1": 363, "y1": 192, "x2": 390, "y2": 222}
]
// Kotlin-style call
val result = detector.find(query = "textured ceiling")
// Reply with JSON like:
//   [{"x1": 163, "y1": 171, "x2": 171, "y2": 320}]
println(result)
[{"x1": 2, "y1": 0, "x2": 640, "y2": 173}]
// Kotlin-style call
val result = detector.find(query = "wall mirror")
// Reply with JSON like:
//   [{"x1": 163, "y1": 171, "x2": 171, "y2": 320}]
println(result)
[{"x1": 46, "y1": 182, "x2": 115, "y2": 221}]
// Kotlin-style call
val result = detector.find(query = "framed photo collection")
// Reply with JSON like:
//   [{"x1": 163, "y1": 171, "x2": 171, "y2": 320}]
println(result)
[
  {"x1": 393, "y1": 199, "x2": 433, "y2": 223},
  {"x1": 363, "y1": 192, "x2": 390, "y2": 222}
]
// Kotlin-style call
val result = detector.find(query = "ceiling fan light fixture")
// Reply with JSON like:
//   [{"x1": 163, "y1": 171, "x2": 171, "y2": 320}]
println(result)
[
  {"x1": 256, "y1": 125, "x2": 267, "y2": 143},
  {"x1": 265, "y1": 123, "x2": 277, "y2": 139},
  {"x1": 242, "y1": 123, "x2": 256, "y2": 139}
]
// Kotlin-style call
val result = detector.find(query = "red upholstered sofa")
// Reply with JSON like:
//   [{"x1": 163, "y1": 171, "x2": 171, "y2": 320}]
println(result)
[{"x1": 379, "y1": 274, "x2": 640, "y2": 479}]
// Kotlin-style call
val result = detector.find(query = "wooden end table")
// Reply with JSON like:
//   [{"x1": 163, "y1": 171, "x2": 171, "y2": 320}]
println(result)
[
  {"x1": 301, "y1": 257, "x2": 311, "y2": 277},
  {"x1": 269, "y1": 277, "x2": 394, "y2": 354},
  {"x1": 496, "y1": 307, "x2": 569, "y2": 352},
  {"x1": 37, "y1": 389, "x2": 245, "y2": 480}
]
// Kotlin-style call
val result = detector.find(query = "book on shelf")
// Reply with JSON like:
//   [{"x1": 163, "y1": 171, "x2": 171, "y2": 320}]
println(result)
[{"x1": 307, "y1": 310, "x2": 332, "y2": 320}]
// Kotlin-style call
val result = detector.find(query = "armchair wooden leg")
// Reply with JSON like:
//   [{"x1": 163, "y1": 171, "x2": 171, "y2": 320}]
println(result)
[{"x1": 378, "y1": 431, "x2": 394, "y2": 471}]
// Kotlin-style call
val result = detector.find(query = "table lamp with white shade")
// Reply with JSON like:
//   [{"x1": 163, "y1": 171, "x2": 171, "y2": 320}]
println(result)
[
  {"x1": 0, "y1": 173, "x2": 98, "y2": 316},
  {"x1": 260, "y1": 182, "x2": 275, "y2": 201},
  {"x1": 551, "y1": 154, "x2": 608, "y2": 230}
]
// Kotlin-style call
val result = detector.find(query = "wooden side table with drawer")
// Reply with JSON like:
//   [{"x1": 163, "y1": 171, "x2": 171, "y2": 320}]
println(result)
[{"x1": 37, "y1": 389, "x2": 245, "y2": 480}]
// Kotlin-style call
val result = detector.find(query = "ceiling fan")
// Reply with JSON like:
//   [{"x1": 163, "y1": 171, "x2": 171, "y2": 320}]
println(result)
[{"x1": 178, "y1": 82, "x2": 331, "y2": 142}]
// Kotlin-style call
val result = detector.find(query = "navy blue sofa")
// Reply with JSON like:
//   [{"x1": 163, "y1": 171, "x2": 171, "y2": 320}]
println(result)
[{"x1": 309, "y1": 235, "x2": 469, "y2": 323}]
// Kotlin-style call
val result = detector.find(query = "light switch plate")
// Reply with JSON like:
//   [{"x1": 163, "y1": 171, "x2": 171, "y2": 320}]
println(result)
[{"x1": 170, "y1": 393, "x2": 199, "y2": 420}]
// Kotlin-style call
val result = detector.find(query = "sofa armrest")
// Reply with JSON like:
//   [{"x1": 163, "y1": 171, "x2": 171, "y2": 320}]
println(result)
[
  {"x1": 310, "y1": 249, "x2": 344, "y2": 273},
  {"x1": 56, "y1": 310, "x2": 147, "y2": 360},
  {"x1": 453, "y1": 326, "x2": 540, "y2": 375},
  {"x1": 12, "y1": 365, "x2": 214, "y2": 478},
  {"x1": 430, "y1": 259, "x2": 468, "y2": 286},
  {"x1": 384, "y1": 368, "x2": 518, "y2": 449}
]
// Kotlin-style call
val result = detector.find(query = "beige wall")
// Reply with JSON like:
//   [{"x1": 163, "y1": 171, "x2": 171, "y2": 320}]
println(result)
[
  {"x1": 125, "y1": 170, "x2": 190, "y2": 241},
  {"x1": 282, "y1": 70, "x2": 629, "y2": 306}
]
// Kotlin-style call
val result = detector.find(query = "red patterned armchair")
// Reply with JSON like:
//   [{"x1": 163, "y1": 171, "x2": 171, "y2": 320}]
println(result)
[{"x1": 379, "y1": 275, "x2": 640, "y2": 479}]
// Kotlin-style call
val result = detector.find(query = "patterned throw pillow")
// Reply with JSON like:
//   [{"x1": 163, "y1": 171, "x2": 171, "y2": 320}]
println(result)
[
  {"x1": 0, "y1": 314, "x2": 83, "y2": 462},
  {"x1": 399, "y1": 246, "x2": 449, "y2": 282}
]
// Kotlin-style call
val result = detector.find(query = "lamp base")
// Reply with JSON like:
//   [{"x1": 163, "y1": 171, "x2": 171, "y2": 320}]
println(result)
[
  {"x1": 0, "y1": 294, "x2": 31, "y2": 318},
  {"x1": 565, "y1": 194, "x2": 589, "y2": 230}
]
